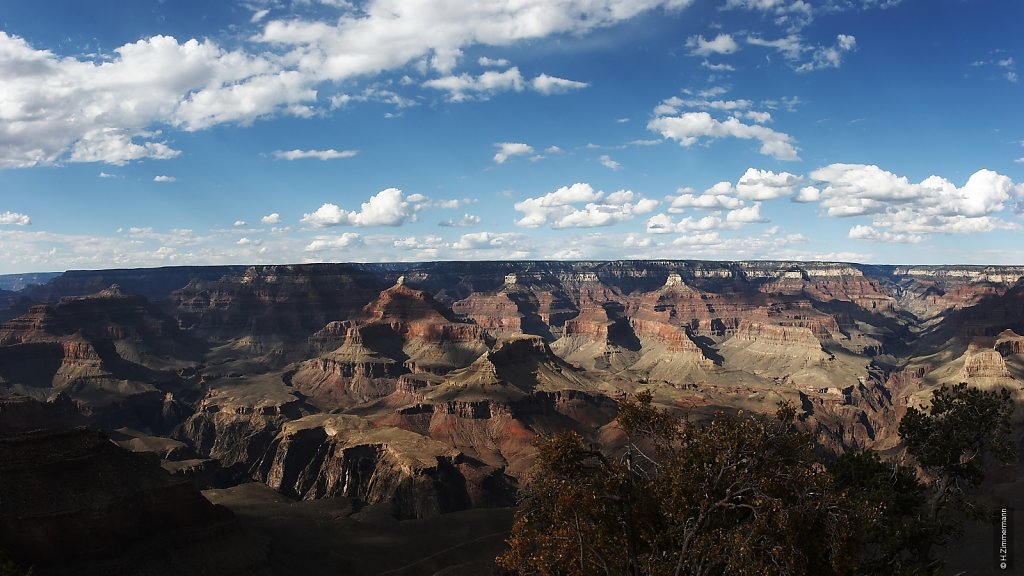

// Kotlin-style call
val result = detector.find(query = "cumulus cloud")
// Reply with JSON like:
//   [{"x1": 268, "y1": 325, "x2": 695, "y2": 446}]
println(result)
[
  {"x1": 807, "y1": 164, "x2": 1024, "y2": 239},
  {"x1": 493, "y1": 142, "x2": 535, "y2": 163},
  {"x1": 726, "y1": 202, "x2": 767, "y2": 223},
  {"x1": 667, "y1": 183, "x2": 744, "y2": 212},
  {"x1": 848, "y1": 225, "x2": 922, "y2": 244},
  {"x1": 3, "y1": 1, "x2": 697, "y2": 168},
  {"x1": 261, "y1": 213, "x2": 282, "y2": 225},
  {"x1": 301, "y1": 188, "x2": 415, "y2": 227},
  {"x1": 794, "y1": 186, "x2": 820, "y2": 202},
  {"x1": 273, "y1": 148, "x2": 358, "y2": 160},
  {"x1": 258, "y1": 0, "x2": 696, "y2": 84},
  {"x1": 0, "y1": 32, "x2": 311, "y2": 167},
  {"x1": 0, "y1": 211, "x2": 31, "y2": 225},
  {"x1": 646, "y1": 213, "x2": 726, "y2": 234},
  {"x1": 153, "y1": 175, "x2": 176, "y2": 182},
  {"x1": 424, "y1": 67, "x2": 525, "y2": 101},
  {"x1": 514, "y1": 183, "x2": 657, "y2": 228},
  {"x1": 305, "y1": 232, "x2": 363, "y2": 251},
  {"x1": 648, "y1": 111, "x2": 799, "y2": 160},
  {"x1": 735, "y1": 168, "x2": 802, "y2": 200},
  {"x1": 686, "y1": 34, "x2": 740, "y2": 56}
]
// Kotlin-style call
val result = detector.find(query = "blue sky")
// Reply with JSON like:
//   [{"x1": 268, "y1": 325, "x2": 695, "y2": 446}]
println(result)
[{"x1": 0, "y1": 0, "x2": 1022, "y2": 273}]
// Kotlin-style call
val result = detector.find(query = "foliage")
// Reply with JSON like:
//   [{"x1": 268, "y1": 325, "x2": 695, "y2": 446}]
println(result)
[
  {"x1": 499, "y1": 383, "x2": 1018, "y2": 576},
  {"x1": 887, "y1": 382, "x2": 1017, "y2": 573},
  {"x1": 898, "y1": 382, "x2": 1016, "y2": 517},
  {"x1": 830, "y1": 450, "x2": 934, "y2": 575},
  {"x1": 498, "y1": 394, "x2": 862, "y2": 576}
]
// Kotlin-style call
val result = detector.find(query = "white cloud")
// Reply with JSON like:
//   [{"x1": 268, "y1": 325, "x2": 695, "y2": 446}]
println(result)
[
  {"x1": 648, "y1": 112, "x2": 800, "y2": 160},
  {"x1": 514, "y1": 183, "x2": 657, "y2": 228},
  {"x1": 493, "y1": 142, "x2": 535, "y2": 163},
  {"x1": 0, "y1": 211, "x2": 30, "y2": 225},
  {"x1": 667, "y1": 184, "x2": 744, "y2": 212},
  {"x1": 98, "y1": 171, "x2": 116, "y2": 178},
  {"x1": 393, "y1": 235, "x2": 446, "y2": 252},
  {"x1": 424, "y1": 68, "x2": 525, "y2": 101},
  {"x1": 735, "y1": 168, "x2": 802, "y2": 200},
  {"x1": 273, "y1": 148, "x2": 358, "y2": 160},
  {"x1": 686, "y1": 34, "x2": 740, "y2": 56},
  {"x1": 672, "y1": 232, "x2": 722, "y2": 246},
  {"x1": 974, "y1": 55, "x2": 1019, "y2": 83},
  {"x1": 233, "y1": 220, "x2": 247, "y2": 227},
  {"x1": 744, "y1": 111, "x2": 772, "y2": 123},
  {"x1": 425, "y1": 68, "x2": 588, "y2": 100},
  {"x1": 726, "y1": 202, "x2": 767, "y2": 223},
  {"x1": 702, "y1": 60, "x2": 736, "y2": 72},
  {"x1": 747, "y1": 34, "x2": 805, "y2": 60},
  {"x1": 794, "y1": 186, "x2": 820, "y2": 202},
  {"x1": 261, "y1": 213, "x2": 282, "y2": 225},
  {"x1": 0, "y1": 32, "x2": 307, "y2": 167},
  {"x1": 3, "y1": 2, "x2": 701, "y2": 168},
  {"x1": 301, "y1": 188, "x2": 413, "y2": 227},
  {"x1": 251, "y1": 9, "x2": 270, "y2": 23},
  {"x1": 258, "y1": 0, "x2": 697, "y2": 85},
  {"x1": 600, "y1": 154, "x2": 621, "y2": 170},
  {"x1": 236, "y1": 237, "x2": 263, "y2": 246},
  {"x1": 848, "y1": 225, "x2": 922, "y2": 244},
  {"x1": 795, "y1": 34, "x2": 857, "y2": 73},
  {"x1": 305, "y1": 232, "x2": 363, "y2": 251},
  {"x1": 478, "y1": 56, "x2": 511, "y2": 67},
  {"x1": 439, "y1": 214, "x2": 482, "y2": 227},
  {"x1": 727, "y1": 0, "x2": 813, "y2": 30},
  {"x1": 530, "y1": 73, "x2": 589, "y2": 95},
  {"x1": 69, "y1": 130, "x2": 182, "y2": 166},
  {"x1": 646, "y1": 213, "x2": 727, "y2": 234},
  {"x1": 807, "y1": 164, "x2": 1024, "y2": 239},
  {"x1": 153, "y1": 175, "x2": 176, "y2": 182},
  {"x1": 453, "y1": 231, "x2": 525, "y2": 251},
  {"x1": 430, "y1": 47, "x2": 463, "y2": 74}
]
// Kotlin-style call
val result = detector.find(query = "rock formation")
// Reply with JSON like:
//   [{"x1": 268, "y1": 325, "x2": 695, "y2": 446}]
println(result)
[{"x1": 2, "y1": 259, "x2": 1024, "y2": 535}]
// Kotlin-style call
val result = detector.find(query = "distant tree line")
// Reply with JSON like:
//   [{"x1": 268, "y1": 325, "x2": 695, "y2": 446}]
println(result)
[{"x1": 498, "y1": 383, "x2": 1015, "y2": 576}]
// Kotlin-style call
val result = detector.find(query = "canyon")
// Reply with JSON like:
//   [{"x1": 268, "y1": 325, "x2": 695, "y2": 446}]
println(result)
[{"x1": 1, "y1": 260, "x2": 1023, "y2": 574}]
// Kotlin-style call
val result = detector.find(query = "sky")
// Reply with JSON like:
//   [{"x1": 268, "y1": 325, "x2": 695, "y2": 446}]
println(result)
[{"x1": 0, "y1": 0, "x2": 1022, "y2": 274}]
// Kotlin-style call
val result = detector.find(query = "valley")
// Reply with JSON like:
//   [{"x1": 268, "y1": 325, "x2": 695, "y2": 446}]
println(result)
[{"x1": 2, "y1": 260, "x2": 1023, "y2": 574}]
